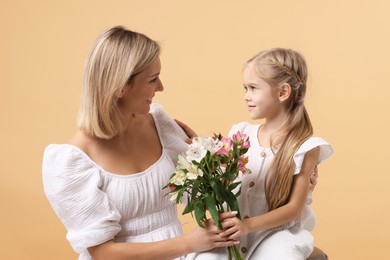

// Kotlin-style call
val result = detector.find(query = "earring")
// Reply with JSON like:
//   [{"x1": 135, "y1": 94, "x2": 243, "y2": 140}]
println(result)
[{"x1": 118, "y1": 89, "x2": 124, "y2": 98}]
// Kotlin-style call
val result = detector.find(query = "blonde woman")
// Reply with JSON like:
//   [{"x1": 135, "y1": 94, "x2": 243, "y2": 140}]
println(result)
[{"x1": 42, "y1": 26, "x2": 238, "y2": 260}]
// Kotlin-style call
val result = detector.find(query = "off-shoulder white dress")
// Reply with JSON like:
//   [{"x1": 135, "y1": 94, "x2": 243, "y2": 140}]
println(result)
[{"x1": 42, "y1": 104, "x2": 189, "y2": 260}]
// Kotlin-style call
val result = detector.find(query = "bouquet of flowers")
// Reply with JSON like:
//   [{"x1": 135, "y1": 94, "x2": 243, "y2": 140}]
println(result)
[{"x1": 163, "y1": 132, "x2": 250, "y2": 260}]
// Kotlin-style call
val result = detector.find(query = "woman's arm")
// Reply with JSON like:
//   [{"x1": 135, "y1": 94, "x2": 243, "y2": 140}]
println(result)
[
  {"x1": 219, "y1": 147, "x2": 320, "y2": 239},
  {"x1": 88, "y1": 213, "x2": 239, "y2": 260},
  {"x1": 309, "y1": 165, "x2": 318, "y2": 192}
]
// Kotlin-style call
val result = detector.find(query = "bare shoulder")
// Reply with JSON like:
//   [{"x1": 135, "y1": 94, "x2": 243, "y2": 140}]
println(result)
[{"x1": 68, "y1": 131, "x2": 98, "y2": 156}]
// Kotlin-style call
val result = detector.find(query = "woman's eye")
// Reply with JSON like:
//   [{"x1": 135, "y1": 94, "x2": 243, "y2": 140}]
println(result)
[{"x1": 150, "y1": 77, "x2": 158, "y2": 83}]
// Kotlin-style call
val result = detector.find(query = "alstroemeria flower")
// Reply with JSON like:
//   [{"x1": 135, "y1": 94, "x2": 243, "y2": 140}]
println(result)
[
  {"x1": 170, "y1": 169, "x2": 187, "y2": 186},
  {"x1": 186, "y1": 164, "x2": 204, "y2": 180},
  {"x1": 202, "y1": 136, "x2": 224, "y2": 155},
  {"x1": 242, "y1": 140, "x2": 250, "y2": 149},
  {"x1": 237, "y1": 156, "x2": 250, "y2": 174},
  {"x1": 216, "y1": 137, "x2": 232, "y2": 156},
  {"x1": 233, "y1": 132, "x2": 247, "y2": 144},
  {"x1": 186, "y1": 138, "x2": 208, "y2": 162},
  {"x1": 177, "y1": 155, "x2": 191, "y2": 170},
  {"x1": 170, "y1": 191, "x2": 180, "y2": 202}
]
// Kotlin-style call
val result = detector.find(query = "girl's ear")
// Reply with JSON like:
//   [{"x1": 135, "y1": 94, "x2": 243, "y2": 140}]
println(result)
[{"x1": 278, "y1": 83, "x2": 291, "y2": 103}]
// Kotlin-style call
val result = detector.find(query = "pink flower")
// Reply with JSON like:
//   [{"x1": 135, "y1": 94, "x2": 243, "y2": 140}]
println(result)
[
  {"x1": 216, "y1": 137, "x2": 232, "y2": 156},
  {"x1": 237, "y1": 156, "x2": 250, "y2": 174},
  {"x1": 242, "y1": 140, "x2": 250, "y2": 149},
  {"x1": 233, "y1": 132, "x2": 247, "y2": 144}
]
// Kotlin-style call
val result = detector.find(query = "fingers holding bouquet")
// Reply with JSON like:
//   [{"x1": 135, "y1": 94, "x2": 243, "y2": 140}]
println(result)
[
  {"x1": 219, "y1": 212, "x2": 250, "y2": 240},
  {"x1": 187, "y1": 222, "x2": 239, "y2": 253}
]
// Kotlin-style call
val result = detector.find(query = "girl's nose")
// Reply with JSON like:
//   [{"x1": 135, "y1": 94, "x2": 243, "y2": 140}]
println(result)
[{"x1": 244, "y1": 91, "x2": 251, "y2": 101}]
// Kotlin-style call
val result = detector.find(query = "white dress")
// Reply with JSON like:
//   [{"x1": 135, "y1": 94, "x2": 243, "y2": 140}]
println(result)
[
  {"x1": 42, "y1": 104, "x2": 189, "y2": 260},
  {"x1": 187, "y1": 122, "x2": 333, "y2": 260}
]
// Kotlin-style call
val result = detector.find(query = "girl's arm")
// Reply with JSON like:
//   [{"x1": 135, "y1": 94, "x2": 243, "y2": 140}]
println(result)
[
  {"x1": 175, "y1": 119, "x2": 198, "y2": 142},
  {"x1": 88, "y1": 213, "x2": 239, "y2": 260},
  {"x1": 220, "y1": 147, "x2": 320, "y2": 239}
]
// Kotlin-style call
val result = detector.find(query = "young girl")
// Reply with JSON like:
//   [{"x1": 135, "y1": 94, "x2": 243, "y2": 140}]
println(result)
[{"x1": 187, "y1": 48, "x2": 333, "y2": 260}]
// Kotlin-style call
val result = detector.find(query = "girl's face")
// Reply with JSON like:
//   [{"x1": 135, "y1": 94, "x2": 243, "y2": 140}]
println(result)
[
  {"x1": 243, "y1": 64, "x2": 283, "y2": 120},
  {"x1": 119, "y1": 57, "x2": 164, "y2": 115}
]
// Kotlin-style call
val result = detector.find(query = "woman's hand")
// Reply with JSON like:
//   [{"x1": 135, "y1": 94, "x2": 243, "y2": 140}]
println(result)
[
  {"x1": 174, "y1": 119, "x2": 197, "y2": 144},
  {"x1": 309, "y1": 165, "x2": 318, "y2": 192}
]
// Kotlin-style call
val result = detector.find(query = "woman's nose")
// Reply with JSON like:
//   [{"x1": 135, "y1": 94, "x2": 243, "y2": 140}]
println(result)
[{"x1": 156, "y1": 79, "x2": 164, "y2": 92}]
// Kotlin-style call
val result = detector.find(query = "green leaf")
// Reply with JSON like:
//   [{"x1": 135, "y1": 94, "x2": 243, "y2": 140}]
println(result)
[
  {"x1": 224, "y1": 190, "x2": 241, "y2": 219},
  {"x1": 228, "y1": 181, "x2": 241, "y2": 191},
  {"x1": 176, "y1": 189, "x2": 185, "y2": 204},
  {"x1": 194, "y1": 200, "x2": 206, "y2": 228},
  {"x1": 204, "y1": 193, "x2": 222, "y2": 229},
  {"x1": 182, "y1": 202, "x2": 194, "y2": 215}
]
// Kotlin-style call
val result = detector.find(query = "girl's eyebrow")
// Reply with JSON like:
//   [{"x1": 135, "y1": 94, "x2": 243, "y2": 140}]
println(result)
[{"x1": 244, "y1": 82, "x2": 257, "y2": 87}]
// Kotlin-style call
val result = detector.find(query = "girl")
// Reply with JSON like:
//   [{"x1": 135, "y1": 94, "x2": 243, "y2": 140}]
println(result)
[
  {"x1": 225, "y1": 48, "x2": 333, "y2": 259},
  {"x1": 188, "y1": 48, "x2": 333, "y2": 260}
]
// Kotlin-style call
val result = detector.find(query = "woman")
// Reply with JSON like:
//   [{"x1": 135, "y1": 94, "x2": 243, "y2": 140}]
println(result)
[{"x1": 42, "y1": 26, "x2": 238, "y2": 260}]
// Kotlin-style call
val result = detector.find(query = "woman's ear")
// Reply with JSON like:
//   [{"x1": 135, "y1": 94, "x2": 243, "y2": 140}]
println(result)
[
  {"x1": 117, "y1": 88, "x2": 124, "y2": 98},
  {"x1": 278, "y1": 83, "x2": 291, "y2": 103}
]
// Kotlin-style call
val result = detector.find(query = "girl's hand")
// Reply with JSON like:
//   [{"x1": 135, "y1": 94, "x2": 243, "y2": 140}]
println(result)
[
  {"x1": 185, "y1": 222, "x2": 239, "y2": 253},
  {"x1": 174, "y1": 119, "x2": 197, "y2": 144},
  {"x1": 218, "y1": 211, "x2": 249, "y2": 240},
  {"x1": 309, "y1": 165, "x2": 318, "y2": 192}
]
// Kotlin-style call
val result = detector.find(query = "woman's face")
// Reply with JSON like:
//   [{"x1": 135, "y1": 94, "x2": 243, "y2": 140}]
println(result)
[{"x1": 119, "y1": 57, "x2": 164, "y2": 115}]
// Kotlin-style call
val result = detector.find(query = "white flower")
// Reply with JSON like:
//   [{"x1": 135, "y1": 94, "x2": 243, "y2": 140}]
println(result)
[
  {"x1": 186, "y1": 139, "x2": 207, "y2": 163},
  {"x1": 177, "y1": 155, "x2": 191, "y2": 170},
  {"x1": 170, "y1": 191, "x2": 181, "y2": 202},
  {"x1": 170, "y1": 170, "x2": 187, "y2": 186},
  {"x1": 202, "y1": 136, "x2": 224, "y2": 155},
  {"x1": 186, "y1": 164, "x2": 204, "y2": 180}
]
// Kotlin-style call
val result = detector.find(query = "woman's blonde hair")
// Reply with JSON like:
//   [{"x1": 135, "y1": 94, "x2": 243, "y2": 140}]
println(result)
[
  {"x1": 247, "y1": 48, "x2": 313, "y2": 211},
  {"x1": 77, "y1": 26, "x2": 160, "y2": 139}
]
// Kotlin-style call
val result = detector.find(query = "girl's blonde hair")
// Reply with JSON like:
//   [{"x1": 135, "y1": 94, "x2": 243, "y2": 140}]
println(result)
[
  {"x1": 77, "y1": 26, "x2": 160, "y2": 139},
  {"x1": 247, "y1": 48, "x2": 313, "y2": 211}
]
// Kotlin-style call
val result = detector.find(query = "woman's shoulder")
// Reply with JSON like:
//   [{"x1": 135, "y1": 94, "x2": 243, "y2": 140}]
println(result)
[
  {"x1": 43, "y1": 143, "x2": 96, "y2": 170},
  {"x1": 42, "y1": 131, "x2": 100, "y2": 180}
]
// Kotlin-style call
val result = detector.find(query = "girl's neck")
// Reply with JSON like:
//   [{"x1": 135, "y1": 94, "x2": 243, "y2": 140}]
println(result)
[{"x1": 259, "y1": 115, "x2": 286, "y2": 148}]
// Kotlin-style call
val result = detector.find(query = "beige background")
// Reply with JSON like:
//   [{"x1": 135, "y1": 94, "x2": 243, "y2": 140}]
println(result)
[{"x1": 1, "y1": 0, "x2": 389, "y2": 259}]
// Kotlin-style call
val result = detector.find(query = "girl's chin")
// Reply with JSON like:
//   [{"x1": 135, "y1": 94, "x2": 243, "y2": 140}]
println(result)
[{"x1": 248, "y1": 113, "x2": 262, "y2": 120}]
